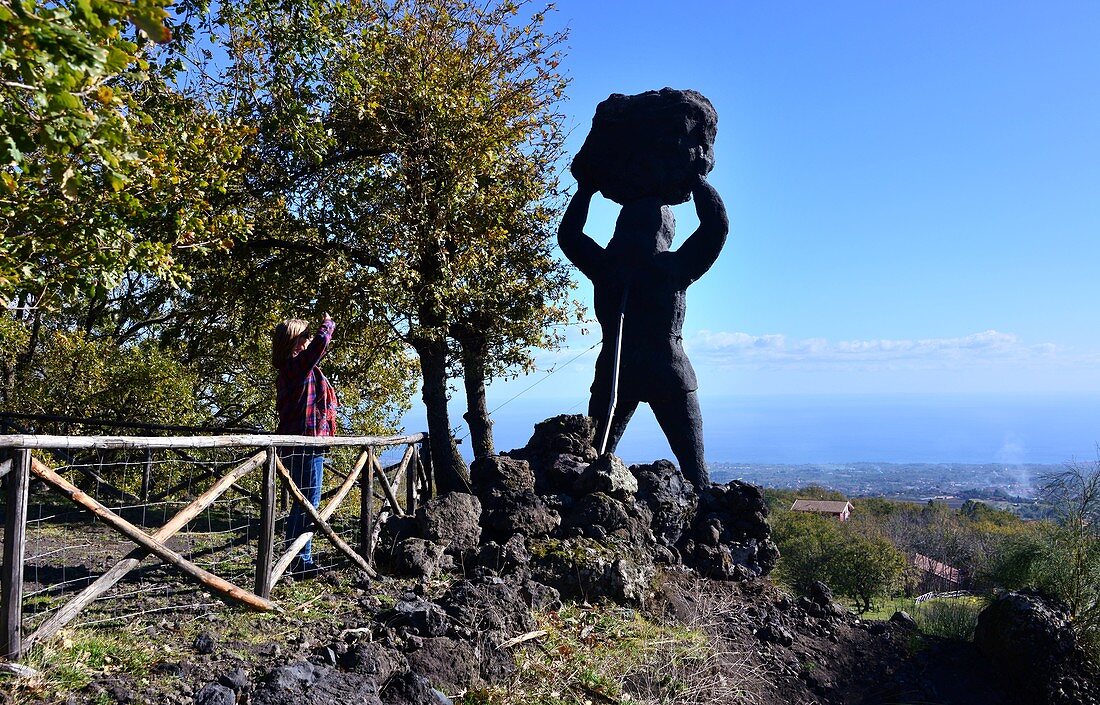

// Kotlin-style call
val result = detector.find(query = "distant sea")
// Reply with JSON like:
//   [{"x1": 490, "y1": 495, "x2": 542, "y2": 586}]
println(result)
[{"x1": 431, "y1": 393, "x2": 1100, "y2": 466}]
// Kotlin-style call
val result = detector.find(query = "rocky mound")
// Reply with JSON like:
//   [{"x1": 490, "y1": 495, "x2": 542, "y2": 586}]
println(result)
[
  {"x1": 974, "y1": 591, "x2": 1100, "y2": 705},
  {"x1": 375, "y1": 414, "x2": 777, "y2": 604},
  {"x1": 184, "y1": 409, "x2": 782, "y2": 705}
]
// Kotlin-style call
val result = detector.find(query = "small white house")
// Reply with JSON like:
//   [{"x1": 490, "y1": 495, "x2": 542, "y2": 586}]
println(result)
[{"x1": 790, "y1": 499, "x2": 854, "y2": 521}]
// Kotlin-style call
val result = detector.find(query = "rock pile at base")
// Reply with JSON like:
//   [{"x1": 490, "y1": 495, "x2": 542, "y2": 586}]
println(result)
[
  {"x1": 190, "y1": 414, "x2": 778, "y2": 705},
  {"x1": 377, "y1": 413, "x2": 777, "y2": 605}
]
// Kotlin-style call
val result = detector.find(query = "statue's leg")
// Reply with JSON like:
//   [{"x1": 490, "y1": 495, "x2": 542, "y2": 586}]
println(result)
[
  {"x1": 589, "y1": 392, "x2": 639, "y2": 455},
  {"x1": 649, "y1": 391, "x2": 709, "y2": 487}
]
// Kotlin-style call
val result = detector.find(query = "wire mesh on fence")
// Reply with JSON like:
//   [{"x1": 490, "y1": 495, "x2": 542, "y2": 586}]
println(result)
[{"x1": 0, "y1": 437, "x2": 419, "y2": 653}]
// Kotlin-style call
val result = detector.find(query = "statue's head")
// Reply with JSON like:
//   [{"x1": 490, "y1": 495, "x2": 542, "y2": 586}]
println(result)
[{"x1": 609, "y1": 197, "x2": 675, "y2": 258}]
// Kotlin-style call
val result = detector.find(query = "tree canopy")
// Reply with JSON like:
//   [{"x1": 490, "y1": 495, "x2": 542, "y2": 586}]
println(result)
[
  {"x1": 0, "y1": 0, "x2": 254, "y2": 303},
  {"x1": 201, "y1": 0, "x2": 574, "y2": 484},
  {"x1": 1, "y1": 0, "x2": 577, "y2": 477}
]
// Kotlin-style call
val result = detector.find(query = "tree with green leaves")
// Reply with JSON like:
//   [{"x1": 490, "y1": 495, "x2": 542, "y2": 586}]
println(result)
[
  {"x1": 0, "y1": 0, "x2": 253, "y2": 302},
  {"x1": 3, "y1": 0, "x2": 575, "y2": 473},
  {"x1": 449, "y1": 151, "x2": 575, "y2": 460},
  {"x1": 1, "y1": 0, "x2": 266, "y2": 429},
  {"x1": 209, "y1": 0, "x2": 574, "y2": 488},
  {"x1": 772, "y1": 506, "x2": 906, "y2": 612},
  {"x1": 771, "y1": 510, "x2": 844, "y2": 595},
  {"x1": 0, "y1": 314, "x2": 203, "y2": 428},
  {"x1": 830, "y1": 531, "x2": 907, "y2": 614}
]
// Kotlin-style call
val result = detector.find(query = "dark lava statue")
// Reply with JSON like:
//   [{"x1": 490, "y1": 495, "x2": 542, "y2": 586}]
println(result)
[{"x1": 558, "y1": 88, "x2": 728, "y2": 488}]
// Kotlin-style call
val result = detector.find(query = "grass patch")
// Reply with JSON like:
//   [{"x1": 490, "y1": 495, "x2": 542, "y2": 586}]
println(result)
[
  {"x1": 170, "y1": 575, "x2": 351, "y2": 658},
  {"x1": 2, "y1": 626, "x2": 156, "y2": 703},
  {"x1": 460, "y1": 601, "x2": 759, "y2": 705},
  {"x1": 911, "y1": 596, "x2": 984, "y2": 641},
  {"x1": 859, "y1": 596, "x2": 985, "y2": 641},
  {"x1": 858, "y1": 599, "x2": 911, "y2": 621}
]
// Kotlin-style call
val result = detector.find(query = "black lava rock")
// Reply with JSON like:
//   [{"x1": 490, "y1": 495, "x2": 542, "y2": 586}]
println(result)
[{"x1": 571, "y1": 88, "x2": 717, "y2": 206}]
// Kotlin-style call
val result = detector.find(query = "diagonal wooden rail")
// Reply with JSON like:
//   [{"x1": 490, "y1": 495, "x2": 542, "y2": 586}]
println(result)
[
  {"x1": 269, "y1": 449, "x2": 371, "y2": 586},
  {"x1": 24, "y1": 451, "x2": 268, "y2": 648},
  {"x1": 375, "y1": 447, "x2": 415, "y2": 517},
  {"x1": 273, "y1": 456, "x2": 377, "y2": 578},
  {"x1": 29, "y1": 458, "x2": 275, "y2": 613}
]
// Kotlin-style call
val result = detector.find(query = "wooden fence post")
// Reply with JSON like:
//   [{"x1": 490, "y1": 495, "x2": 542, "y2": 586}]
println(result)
[
  {"x1": 141, "y1": 449, "x2": 153, "y2": 503},
  {"x1": 255, "y1": 447, "x2": 277, "y2": 599},
  {"x1": 2, "y1": 449, "x2": 31, "y2": 660},
  {"x1": 360, "y1": 447, "x2": 374, "y2": 562}
]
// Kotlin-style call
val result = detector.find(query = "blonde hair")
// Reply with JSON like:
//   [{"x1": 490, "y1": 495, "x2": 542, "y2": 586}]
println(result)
[{"x1": 271, "y1": 319, "x2": 310, "y2": 369}]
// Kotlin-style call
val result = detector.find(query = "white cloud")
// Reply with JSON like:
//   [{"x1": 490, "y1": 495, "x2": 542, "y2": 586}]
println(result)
[
  {"x1": 482, "y1": 327, "x2": 1100, "y2": 398},
  {"x1": 686, "y1": 329, "x2": 1060, "y2": 368}
]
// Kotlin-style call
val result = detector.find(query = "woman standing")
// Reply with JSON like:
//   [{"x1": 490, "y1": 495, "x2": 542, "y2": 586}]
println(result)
[{"x1": 271, "y1": 313, "x2": 338, "y2": 577}]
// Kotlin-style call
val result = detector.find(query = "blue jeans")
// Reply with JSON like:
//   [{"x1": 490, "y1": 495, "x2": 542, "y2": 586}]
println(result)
[{"x1": 282, "y1": 447, "x2": 324, "y2": 564}]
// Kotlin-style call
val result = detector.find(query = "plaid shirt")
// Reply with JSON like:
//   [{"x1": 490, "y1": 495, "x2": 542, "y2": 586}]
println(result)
[{"x1": 276, "y1": 318, "x2": 338, "y2": 436}]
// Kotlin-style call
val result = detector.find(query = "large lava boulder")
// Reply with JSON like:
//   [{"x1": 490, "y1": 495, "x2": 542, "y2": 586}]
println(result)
[
  {"x1": 440, "y1": 577, "x2": 537, "y2": 641},
  {"x1": 470, "y1": 455, "x2": 535, "y2": 496},
  {"x1": 632, "y1": 459, "x2": 698, "y2": 547},
  {"x1": 682, "y1": 481, "x2": 778, "y2": 579},
  {"x1": 505, "y1": 414, "x2": 598, "y2": 494},
  {"x1": 415, "y1": 492, "x2": 482, "y2": 555},
  {"x1": 573, "y1": 454, "x2": 638, "y2": 501},
  {"x1": 561, "y1": 492, "x2": 655, "y2": 549},
  {"x1": 472, "y1": 453, "x2": 560, "y2": 543},
  {"x1": 528, "y1": 536, "x2": 656, "y2": 605},
  {"x1": 480, "y1": 489, "x2": 560, "y2": 541},
  {"x1": 974, "y1": 591, "x2": 1100, "y2": 705},
  {"x1": 571, "y1": 88, "x2": 717, "y2": 206}
]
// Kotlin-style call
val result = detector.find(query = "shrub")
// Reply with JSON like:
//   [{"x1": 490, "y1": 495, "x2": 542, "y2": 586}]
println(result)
[
  {"x1": 772, "y1": 511, "x2": 905, "y2": 614},
  {"x1": 912, "y1": 596, "x2": 984, "y2": 641}
]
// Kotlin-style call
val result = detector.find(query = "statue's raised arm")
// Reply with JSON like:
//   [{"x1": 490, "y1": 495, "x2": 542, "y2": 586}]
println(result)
[
  {"x1": 557, "y1": 183, "x2": 605, "y2": 280},
  {"x1": 674, "y1": 176, "x2": 729, "y2": 286}
]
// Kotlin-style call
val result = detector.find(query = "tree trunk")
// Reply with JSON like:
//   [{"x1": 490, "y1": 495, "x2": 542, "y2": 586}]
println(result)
[
  {"x1": 16, "y1": 300, "x2": 42, "y2": 381},
  {"x1": 456, "y1": 332, "x2": 494, "y2": 460},
  {"x1": 413, "y1": 336, "x2": 469, "y2": 493}
]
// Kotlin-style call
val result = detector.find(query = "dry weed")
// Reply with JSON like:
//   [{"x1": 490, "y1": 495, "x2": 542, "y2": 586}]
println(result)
[{"x1": 463, "y1": 578, "x2": 765, "y2": 705}]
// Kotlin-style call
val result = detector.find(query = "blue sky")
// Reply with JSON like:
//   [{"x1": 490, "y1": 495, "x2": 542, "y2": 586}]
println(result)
[{"x1": 411, "y1": 2, "x2": 1100, "y2": 461}]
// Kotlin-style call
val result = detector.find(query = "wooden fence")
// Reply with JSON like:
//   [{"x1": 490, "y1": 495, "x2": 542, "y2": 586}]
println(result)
[{"x1": 0, "y1": 432, "x2": 430, "y2": 661}]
